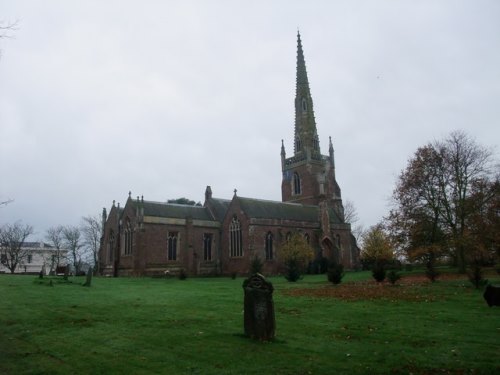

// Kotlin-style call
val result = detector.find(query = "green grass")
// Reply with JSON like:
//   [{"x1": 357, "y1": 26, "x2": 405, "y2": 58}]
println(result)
[{"x1": 1, "y1": 271, "x2": 499, "y2": 375}]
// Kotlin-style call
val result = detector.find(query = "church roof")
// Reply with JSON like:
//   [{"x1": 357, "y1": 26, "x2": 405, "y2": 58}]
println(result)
[
  {"x1": 142, "y1": 200, "x2": 214, "y2": 221},
  {"x1": 237, "y1": 197, "x2": 319, "y2": 222},
  {"x1": 205, "y1": 197, "x2": 231, "y2": 222}
]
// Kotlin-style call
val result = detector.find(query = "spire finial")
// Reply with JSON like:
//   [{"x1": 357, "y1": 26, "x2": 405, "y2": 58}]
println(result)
[{"x1": 233, "y1": 188, "x2": 237, "y2": 197}]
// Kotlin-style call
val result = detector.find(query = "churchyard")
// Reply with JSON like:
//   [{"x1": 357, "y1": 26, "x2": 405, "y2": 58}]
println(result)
[{"x1": 1, "y1": 270, "x2": 498, "y2": 374}]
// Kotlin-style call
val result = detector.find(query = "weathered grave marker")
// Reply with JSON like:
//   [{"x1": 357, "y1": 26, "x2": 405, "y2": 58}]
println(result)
[
  {"x1": 83, "y1": 267, "x2": 93, "y2": 287},
  {"x1": 242, "y1": 273, "x2": 275, "y2": 341}
]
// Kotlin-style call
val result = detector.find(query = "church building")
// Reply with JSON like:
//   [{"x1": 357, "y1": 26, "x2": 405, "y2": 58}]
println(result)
[{"x1": 98, "y1": 34, "x2": 359, "y2": 277}]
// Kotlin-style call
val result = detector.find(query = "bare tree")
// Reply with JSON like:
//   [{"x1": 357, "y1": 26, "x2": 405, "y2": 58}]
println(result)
[
  {"x1": 343, "y1": 199, "x2": 359, "y2": 225},
  {"x1": 45, "y1": 225, "x2": 66, "y2": 274},
  {"x1": 63, "y1": 226, "x2": 83, "y2": 275},
  {"x1": 0, "y1": 222, "x2": 34, "y2": 273},
  {"x1": 343, "y1": 199, "x2": 364, "y2": 242},
  {"x1": 81, "y1": 215, "x2": 102, "y2": 274},
  {"x1": 0, "y1": 20, "x2": 18, "y2": 58}
]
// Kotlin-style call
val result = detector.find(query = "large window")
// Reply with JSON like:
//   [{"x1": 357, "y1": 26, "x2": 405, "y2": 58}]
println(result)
[
  {"x1": 293, "y1": 172, "x2": 301, "y2": 195},
  {"x1": 167, "y1": 232, "x2": 178, "y2": 261},
  {"x1": 203, "y1": 233, "x2": 212, "y2": 261},
  {"x1": 124, "y1": 220, "x2": 133, "y2": 255},
  {"x1": 229, "y1": 216, "x2": 243, "y2": 257},
  {"x1": 108, "y1": 231, "x2": 115, "y2": 262},
  {"x1": 265, "y1": 232, "x2": 273, "y2": 260}
]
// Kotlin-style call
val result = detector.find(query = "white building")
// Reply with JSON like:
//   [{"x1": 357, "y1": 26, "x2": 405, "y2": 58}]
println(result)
[{"x1": 0, "y1": 242, "x2": 68, "y2": 275}]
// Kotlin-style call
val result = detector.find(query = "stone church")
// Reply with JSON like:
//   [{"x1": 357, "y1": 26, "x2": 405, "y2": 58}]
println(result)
[{"x1": 98, "y1": 33, "x2": 359, "y2": 277}]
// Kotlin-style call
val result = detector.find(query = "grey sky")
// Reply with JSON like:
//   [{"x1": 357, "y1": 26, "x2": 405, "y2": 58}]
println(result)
[{"x1": 1, "y1": 0, "x2": 499, "y2": 240}]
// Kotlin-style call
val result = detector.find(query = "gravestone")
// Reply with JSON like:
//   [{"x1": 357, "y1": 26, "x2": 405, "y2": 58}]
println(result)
[
  {"x1": 242, "y1": 273, "x2": 275, "y2": 341},
  {"x1": 83, "y1": 267, "x2": 93, "y2": 287}
]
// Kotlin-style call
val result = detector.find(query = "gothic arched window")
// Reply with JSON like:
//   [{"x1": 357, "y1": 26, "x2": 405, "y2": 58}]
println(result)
[
  {"x1": 293, "y1": 172, "x2": 301, "y2": 195},
  {"x1": 108, "y1": 231, "x2": 115, "y2": 262},
  {"x1": 230, "y1": 216, "x2": 242, "y2": 257},
  {"x1": 265, "y1": 232, "x2": 273, "y2": 260},
  {"x1": 203, "y1": 233, "x2": 212, "y2": 261},
  {"x1": 124, "y1": 219, "x2": 133, "y2": 255},
  {"x1": 167, "y1": 232, "x2": 178, "y2": 261}
]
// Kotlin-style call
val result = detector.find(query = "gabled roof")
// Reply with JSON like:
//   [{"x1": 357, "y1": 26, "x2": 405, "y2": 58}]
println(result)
[
  {"x1": 237, "y1": 197, "x2": 319, "y2": 222},
  {"x1": 205, "y1": 197, "x2": 231, "y2": 222},
  {"x1": 142, "y1": 200, "x2": 214, "y2": 221}
]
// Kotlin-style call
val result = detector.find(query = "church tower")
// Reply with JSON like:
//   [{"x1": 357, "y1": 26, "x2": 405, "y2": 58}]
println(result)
[{"x1": 281, "y1": 33, "x2": 345, "y2": 220}]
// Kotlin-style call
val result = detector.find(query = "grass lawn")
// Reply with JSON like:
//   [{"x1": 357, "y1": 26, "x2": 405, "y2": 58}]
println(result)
[{"x1": 1, "y1": 270, "x2": 498, "y2": 374}]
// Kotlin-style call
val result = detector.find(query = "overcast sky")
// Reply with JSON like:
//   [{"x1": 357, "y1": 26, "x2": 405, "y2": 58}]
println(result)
[{"x1": 1, "y1": 0, "x2": 499, "y2": 240}]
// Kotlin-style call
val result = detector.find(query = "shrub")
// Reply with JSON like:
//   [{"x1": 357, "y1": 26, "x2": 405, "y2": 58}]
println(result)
[
  {"x1": 279, "y1": 233, "x2": 314, "y2": 282},
  {"x1": 231, "y1": 272, "x2": 237, "y2": 280},
  {"x1": 372, "y1": 263, "x2": 386, "y2": 282},
  {"x1": 284, "y1": 259, "x2": 302, "y2": 282},
  {"x1": 178, "y1": 269, "x2": 187, "y2": 280},
  {"x1": 425, "y1": 261, "x2": 439, "y2": 282},
  {"x1": 327, "y1": 261, "x2": 344, "y2": 284},
  {"x1": 387, "y1": 270, "x2": 401, "y2": 285},
  {"x1": 250, "y1": 256, "x2": 263, "y2": 275},
  {"x1": 468, "y1": 265, "x2": 487, "y2": 289}
]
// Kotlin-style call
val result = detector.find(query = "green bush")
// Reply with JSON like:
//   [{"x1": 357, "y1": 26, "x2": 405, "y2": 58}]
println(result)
[
  {"x1": 327, "y1": 261, "x2": 344, "y2": 284},
  {"x1": 372, "y1": 263, "x2": 386, "y2": 282},
  {"x1": 178, "y1": 269, "x2": 187, "y2": 280},
  {"x1": 284, "y1": 259, "x2": 302, "y2": 282},
  {"x1": 387, "y1": 270, "x2": 401, "y2": 285},
  {"x1": 426, "y1": 261, "x2": 439, "y2": 282},
  {"x1": 468, "y1": 265, "x2": 487, "y2": 289}
]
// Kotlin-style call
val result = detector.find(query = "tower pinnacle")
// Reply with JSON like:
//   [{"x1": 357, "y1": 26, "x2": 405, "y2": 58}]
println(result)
[{"x1": 294, "y1": 32, "x2": 320, "y2": 156}]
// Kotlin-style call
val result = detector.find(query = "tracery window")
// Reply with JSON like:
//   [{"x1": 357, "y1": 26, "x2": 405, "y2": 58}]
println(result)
[
  {"x1": 124, "y1": 220, "x2": 133, "y2": 255},
  {"x1": 108, "y1": 231, "x2": 115, "y2": 262},
  {"x1": 229, "y1": 217, "x2": 243, "y2": 257},
  {"x1": 203, "y1": 233, "x2": 212, "y2": 261},
  {"x1": 265, "y1": 232, "x2": 273, "y2": 260},
  {"x1": 168, "y1": 232, "x2": 178, "y2": 261}
]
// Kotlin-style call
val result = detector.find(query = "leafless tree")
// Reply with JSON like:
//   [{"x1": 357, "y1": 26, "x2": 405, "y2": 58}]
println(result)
[
  {"x1": 343, "y1": 199, "x2": 359, "y2": 225},
  {"x1": 0, "y1": 20, "x2": 18, "y2": 58},
  {"x1": 63, "y1": 226, "x2": 83, "y2": 275},
  {"x1": 0, "y1": 222, "x2": 34, "y2": 273},
  {"x1": 343, "y1": 199, "x2": 364, "y2": 243},
  {"x1": 81, "y1": 215, "x2": 102, "y2": 274},
  {"x1": 45, "y1": 225, "x2": 66, "y2": 273}
]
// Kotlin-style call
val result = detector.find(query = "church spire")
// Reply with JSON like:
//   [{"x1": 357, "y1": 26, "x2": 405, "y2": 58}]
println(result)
[{"x1": 294, "y1": 32, "x2": 320, "y2": 156}]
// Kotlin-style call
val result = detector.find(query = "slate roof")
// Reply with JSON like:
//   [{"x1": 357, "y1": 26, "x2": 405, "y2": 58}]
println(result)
[
  {"x1": 237, "y1": 197, "x2": 319, "y2": 222},
  {"x1": 205, "y1": 197, "x2": 231, "y2": 222},
  {"x1": 142, "y1": 200, "x2": 215, "y2": 221}
]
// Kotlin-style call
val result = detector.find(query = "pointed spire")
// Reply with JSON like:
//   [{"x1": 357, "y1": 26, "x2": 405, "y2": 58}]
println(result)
[
  {"x1": 296, "y1": 31, "x2": 309, "y2": 87},
  {"x1": 294, "y1": 32, "x2": 320, "y2": 157},
  {"x1": 329, "y1": 136, "x2": 335, "y2": 168}
]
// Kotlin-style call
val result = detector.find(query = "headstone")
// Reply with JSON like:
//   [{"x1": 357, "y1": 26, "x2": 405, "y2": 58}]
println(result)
[
  {"x1": 83, "y1": 267, "x2": 93, "y2": 287},
  {"x1": 242, "y1": 273, "x2": 275, "y2": 341}
]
